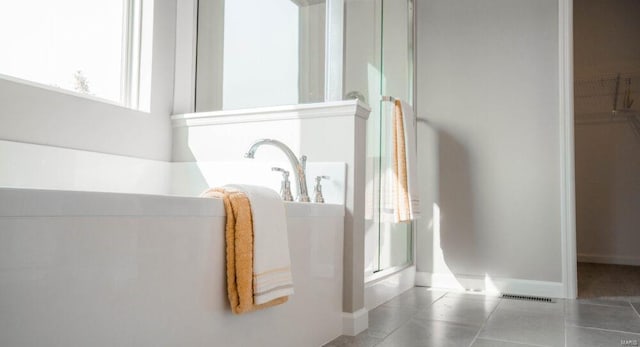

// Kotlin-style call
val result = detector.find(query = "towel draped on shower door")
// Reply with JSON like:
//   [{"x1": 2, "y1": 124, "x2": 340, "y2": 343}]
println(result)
[{"x1": 382, "y1": 99, "x2": 421, "y2": 223}]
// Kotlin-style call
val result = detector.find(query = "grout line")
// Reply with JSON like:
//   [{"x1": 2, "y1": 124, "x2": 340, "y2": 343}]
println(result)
[
  {"x1": 467, "y1": 296, "x2": 502, "y2": 347},
  {"x1": 369, "y1": 313, "x2": 410, "y2": 345},
  {"x1": 565, "y1": 323, "x2": 640, "y2": 336},
  {"x1": 376, "y1": 290, "x2": 496, "y2": 347},
  {"x1": 471, "y1": 337, "x2": 548, "y2": 347},
  {"x1": 631, "y1": 303, "x2": 640, "y2": 319},
  {"x1": 431, "y1": 291, "x2": 448, "y2": 305},
  {"x1": 564, "y1": 303, "x2": 568, "y2": 347},
  {"x1": 370, "y1": 334, "x2": 382, "y2": 347},
  {"x1": 574, "y1": 300, "x2": 636, "y2": 309},
  {"x1": 370, "y1": 288, "x2": 448, "y2": 346}
]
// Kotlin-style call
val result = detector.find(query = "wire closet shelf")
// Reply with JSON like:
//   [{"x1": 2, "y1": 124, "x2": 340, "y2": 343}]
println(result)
[{"x1": 574, "y1": 72, "x2": 640, "y2": 141}]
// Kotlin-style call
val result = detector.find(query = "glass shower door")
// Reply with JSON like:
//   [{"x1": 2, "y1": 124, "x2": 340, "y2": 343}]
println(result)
[
  {"x1": 377, "y1": 0, "x2": 414, "y2": 274},
  {"x1": 345, "y1": 0, "x2": 414, "y2": 279}
]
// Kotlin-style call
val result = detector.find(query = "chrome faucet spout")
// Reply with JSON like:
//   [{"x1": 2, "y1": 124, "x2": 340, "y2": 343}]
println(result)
[{"x1": 244, "y1": 139, "x2": 310, "y2": 202}]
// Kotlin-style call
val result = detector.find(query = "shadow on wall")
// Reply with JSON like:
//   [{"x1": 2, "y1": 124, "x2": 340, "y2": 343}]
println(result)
[
  {"x1": 436, "y1": 128, "x2": 484, "y2": 276},
  {"x1": 418, "y1": 118, "x2": 491, "y2": 290}
]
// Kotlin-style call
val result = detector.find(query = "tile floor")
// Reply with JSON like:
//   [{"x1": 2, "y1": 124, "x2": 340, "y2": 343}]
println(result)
[{"x1": 324, "y1": 287, "x2": 640, "y2": 347}]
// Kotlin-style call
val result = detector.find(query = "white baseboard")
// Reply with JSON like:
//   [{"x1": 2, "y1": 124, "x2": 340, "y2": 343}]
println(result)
[
  {"x1": 578, "y1": 254, "x2": 640, "y2": 266},
  {"x1": 342, "y1": 308, "x2": 368, "y2": 336},
  {"x1": 364, "y1": 265, "x2": 416, "y2": 310},
  {"x1": 415, "y1": 272, "x2": 564, "y2": 298}
]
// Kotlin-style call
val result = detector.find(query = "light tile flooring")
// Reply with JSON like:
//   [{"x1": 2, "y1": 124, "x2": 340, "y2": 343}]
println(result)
[{"x1": 325, "y1": 287, "x2": 640, "y2": 347}]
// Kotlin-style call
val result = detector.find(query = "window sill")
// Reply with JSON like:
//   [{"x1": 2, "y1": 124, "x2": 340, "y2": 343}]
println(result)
[
  {"x1": 170, "y1": 99, "x2": 371, "y2": 128},
  {"x1": 0, "y1": 73, "x2": 148, "y2": 113}
]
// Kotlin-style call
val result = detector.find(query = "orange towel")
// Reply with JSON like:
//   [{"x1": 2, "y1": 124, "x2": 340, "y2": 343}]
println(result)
[
  {"x1": 201, "y1": 187, "x2": 287, "y2": 314},
  {"x1": 393, "y1": 100, "x2": 411, "y2": 222}
]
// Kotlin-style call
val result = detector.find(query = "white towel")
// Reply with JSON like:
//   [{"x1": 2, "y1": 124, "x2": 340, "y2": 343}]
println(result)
[
  {"x1": 399, "y1": 100, "x2": 421, "y2": 220},
  {"x1": 225, "y1": 184, "x2": 294, "y2": 305}
]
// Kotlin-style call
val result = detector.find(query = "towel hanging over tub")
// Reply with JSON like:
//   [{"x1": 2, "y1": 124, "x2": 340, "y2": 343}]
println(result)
[{"x1": 201, "y1": 185, "x2": 293, "y2": 314}]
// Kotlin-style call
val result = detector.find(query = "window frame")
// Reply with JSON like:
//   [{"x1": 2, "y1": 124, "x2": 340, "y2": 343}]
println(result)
[{"x1": 0, "y1": 0, "x2": 150, "y2": 111}]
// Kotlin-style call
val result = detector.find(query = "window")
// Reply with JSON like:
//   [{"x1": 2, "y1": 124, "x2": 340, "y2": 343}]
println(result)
[
  {"x1": 195, "y1": 0, "x2": 326, "y2": 112},
  {"x1": 0, "y1": 0, "x2": 153, "y2": 110}
]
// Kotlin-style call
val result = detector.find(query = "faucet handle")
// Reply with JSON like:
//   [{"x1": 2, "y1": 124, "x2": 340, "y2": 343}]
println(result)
[
  {"x1": 313, "y1": 175, "x2": 330, "y2": 203},
  {"x1": 272, "y1": 167, "x2": 293, "y2": 201},
  {"x1": 271, "y1": 167, "x2": 289, "y2": 178},
  {"x1": 315, "y1": 175, "x2": 330, "y2": 182}
]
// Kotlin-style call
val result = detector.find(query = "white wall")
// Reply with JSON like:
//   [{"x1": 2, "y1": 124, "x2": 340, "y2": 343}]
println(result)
[
  {"x1": 416, "y1": 0, "x2": 563, "y2": 291},
  {"x1": 0, "y1": 0, "x2": 177, "y2": 161},
  {"x1": 574, "y1": 0, "x2": 640, "y2": 266}
]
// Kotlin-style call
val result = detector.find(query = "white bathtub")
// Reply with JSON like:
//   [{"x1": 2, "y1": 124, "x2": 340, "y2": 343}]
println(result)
[{"x1": 0, "y1": 188, "x2": 344, "y2": 347}]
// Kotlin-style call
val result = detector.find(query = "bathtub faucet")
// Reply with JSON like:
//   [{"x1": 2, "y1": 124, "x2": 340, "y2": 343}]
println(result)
[{"x1": 243, "y1": 139, "x2": 311, "y2": 202}]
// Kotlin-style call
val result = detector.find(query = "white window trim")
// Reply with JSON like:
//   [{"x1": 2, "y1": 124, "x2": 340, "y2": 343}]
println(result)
[
  {"x1": 172, "y1": 0, "x2": 199, "y2": 114},
  {"x1": 172, "y1": 0, "x2": 345, "y2": 114},
  {"x1": 121, "y1": 0, "x2": 144, "y2": 109}
]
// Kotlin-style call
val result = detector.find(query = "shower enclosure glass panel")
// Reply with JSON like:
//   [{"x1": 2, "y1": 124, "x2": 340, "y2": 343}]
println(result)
[
  {"x1": 378, "y1": 0, "x2": 413, "y2": 273},
  {"x1": 345, "y1": 0, "x2": 414, "y2": 279}
]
